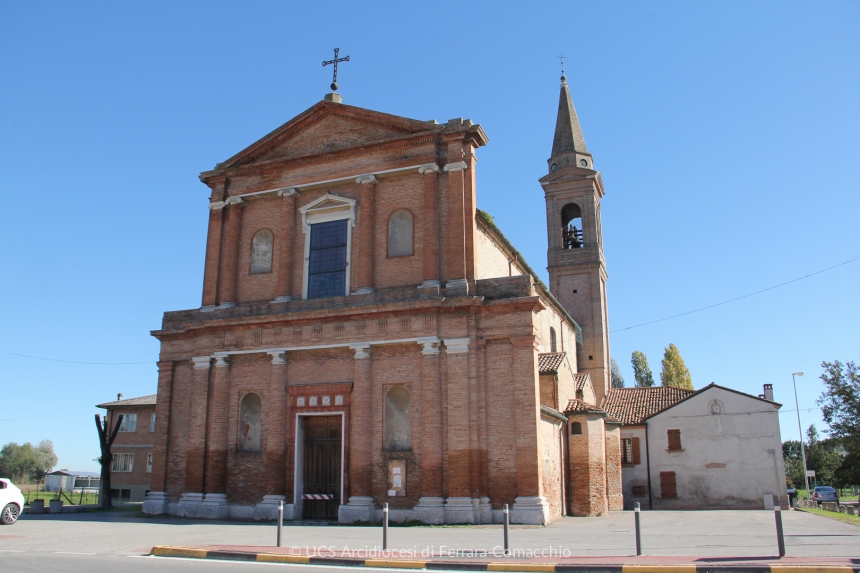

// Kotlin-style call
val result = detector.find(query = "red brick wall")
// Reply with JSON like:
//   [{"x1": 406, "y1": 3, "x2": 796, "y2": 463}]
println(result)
[{"x1": 604, "y1": 424, "x2": 623, "y2": 511}]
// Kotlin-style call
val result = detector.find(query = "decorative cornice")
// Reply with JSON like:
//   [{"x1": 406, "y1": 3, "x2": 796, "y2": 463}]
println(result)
[
  {"x1": 213, "y1": 356, "x2": 230, "y2": 368},
  {"x1": 417, "y1": 336, "x2": 441, "y2": 355},
  {"x1": 443, "y1": 337, "x2": 471, "y2": 354},
  {"x1": 208, "y1": 201, "x2": 226, "y2": 211},
  {"x1": 267, "y1": 351, "x2": 288, "y2": 365},
  {"x1": 418, "y1": 163, "x2": 440, "y2": 174},
  {"x1": 348, "y1": 343, "x2": 371, "y2": 359},
  {"x1": 443, "y1": 161, "x2": 468, "y2": 172},
  {"x1": 192, "y1": 356, "x2": 211, "y2": 370},
  {"x1": 224, "y1": 197, "x2": 244, "y2": 206},
  {"x1": 277, "y1": 187, "x2": 299, "y2": 197},
  {"x1": 355, "y1": 174, "x2": 378, "y2": 185}
]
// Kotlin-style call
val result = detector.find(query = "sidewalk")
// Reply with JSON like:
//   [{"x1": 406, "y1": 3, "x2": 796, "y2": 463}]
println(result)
[{"x1": 151, "y1": 544, "x2": 860, "y2": 572}]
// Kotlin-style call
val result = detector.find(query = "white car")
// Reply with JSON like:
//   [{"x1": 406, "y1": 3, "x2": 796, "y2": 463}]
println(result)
[{"x1": 0, "y1": 479, "x2": 25, "y2": 525}]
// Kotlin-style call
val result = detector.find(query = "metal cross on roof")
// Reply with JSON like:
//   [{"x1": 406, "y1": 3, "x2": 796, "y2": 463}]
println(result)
[
  {"x1": 323, "y1": 48, "x2": 350, "y2": 92},
  {"x1": 557, "y1": 53, "x2": 566, "y2": 76}
]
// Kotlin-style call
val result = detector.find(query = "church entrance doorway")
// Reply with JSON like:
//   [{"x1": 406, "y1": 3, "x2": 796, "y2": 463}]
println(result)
[{"x1": 300, "y1": 415, "x2": 342, "y2": 520}]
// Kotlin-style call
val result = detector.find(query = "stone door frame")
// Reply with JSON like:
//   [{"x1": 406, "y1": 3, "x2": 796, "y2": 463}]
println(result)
[{"x1": 293, "y1": 411, "x2": 345, "y2": 519}]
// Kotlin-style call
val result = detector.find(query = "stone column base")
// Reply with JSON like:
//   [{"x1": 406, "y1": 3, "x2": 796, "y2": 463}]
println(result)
[
  {"x1": 444, "y1": 497, "x2": 477, "y2": 524},
  {"x1": 413, "y1": 496, "x2": 445, "y2": 524},
  {"x1": 338, "y1": 496, "x2": 375, "y2": 523},
  {"x1": 478, "y1": 497, "x2": 492, "y2": 524},
  {"x1": 142, "y1": 491, "x2": 169, "y2": 515},
  {"x1": 511, "y1": 496, "x2": 550, "y2": 525},
  {"x1": 254, "y1": 495, "x2": 287, "y2": 521},
  {"x1": 444, "y1": 279, "x2": 469, "y2": 295}
]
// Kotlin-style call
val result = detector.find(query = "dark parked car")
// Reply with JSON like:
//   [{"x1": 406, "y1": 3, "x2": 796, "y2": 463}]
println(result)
[{"x1": 812, "y1": 486, "x2": 839, "y2": 504}]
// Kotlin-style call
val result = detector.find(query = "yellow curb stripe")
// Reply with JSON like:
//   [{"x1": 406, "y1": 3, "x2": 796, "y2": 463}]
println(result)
[
  {"x1": 256, "y1": 553, "x2": 311, "y2": 564},
  {"x1": 622, "y1": 567, "x2": 697, "y2": 573},
  {"x1": 151, "y1": 546, "x2": 209, "y2": 559},
  {"x1": 487, "y1": 564, "x2": 557, "y2": 572},
  {"x1": 770, "y1": 565, "x2": 854, "y2": 573},
  {"x1": 364, "y1": 559, "x2": 428, "y2": 569}
]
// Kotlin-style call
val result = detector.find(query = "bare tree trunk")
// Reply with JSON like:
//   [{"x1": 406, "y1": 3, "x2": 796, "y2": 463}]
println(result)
[{"x1": 95, "y1": 414, "x2": 123, "y2": 509}]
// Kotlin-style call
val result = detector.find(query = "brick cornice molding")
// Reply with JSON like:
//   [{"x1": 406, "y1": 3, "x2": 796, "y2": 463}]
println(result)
[
  {"x1": 443, "y1": 337, "x2": 471, "y2": 354},
  {"x1": 191, "y1": 356, "x2": 211, "y2": 370},
  {"x1": 443, "y1": 161, "x2": 468, "y2": 172},
  {"x1": 509, "y1": 335, "x2": 538, "y2": 349}
]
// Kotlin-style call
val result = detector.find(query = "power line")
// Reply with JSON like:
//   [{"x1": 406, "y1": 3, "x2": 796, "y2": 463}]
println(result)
[
  {"x1": 612, "y1": 255, "x2": 860, "y2": 333},
  {"x1": 8, "y1": 352, "x2": 152, "y2": 365}
]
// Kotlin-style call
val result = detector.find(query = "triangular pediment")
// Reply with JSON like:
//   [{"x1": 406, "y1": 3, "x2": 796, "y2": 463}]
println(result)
[
  {"x1": 299, "y1": 193, "x2": 356, "y2": 214},
  {"x1": 220, "y1": 101, "x2": 440, "y2": 169}
]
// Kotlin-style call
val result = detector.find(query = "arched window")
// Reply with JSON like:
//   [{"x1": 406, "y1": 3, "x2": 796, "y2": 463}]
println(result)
[
  {"x1": 250, "y1": 229, "x2": 273, "y2": 274},
  {"x1": 238, "y1": 393, "x2": 262, "y2": 452},
  {"x1": 550, "y1": 328, "x2": 557, "y2": 353},
  {"x1": 388, "y1": 210, "x2": 413, "y2": 257},
  {"x1": 561, "y1": 203, "x2": 583, "y2": 249},
  {"x1": 385, "y1": 386, "x2": 411, "y2": 450}
]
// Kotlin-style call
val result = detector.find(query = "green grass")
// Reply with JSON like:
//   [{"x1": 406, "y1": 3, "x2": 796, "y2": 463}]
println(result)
[
  {"x1": 799, "y1": 507, "x2": 860, "y2": 527},
  {"x1": 24, "y1": 491, "x2": 99, "y2": 506}
]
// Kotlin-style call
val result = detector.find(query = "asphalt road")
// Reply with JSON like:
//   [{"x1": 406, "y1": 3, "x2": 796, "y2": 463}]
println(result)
[{"x1": 1, "y1": 507, "x2": 857, "y2": 572}]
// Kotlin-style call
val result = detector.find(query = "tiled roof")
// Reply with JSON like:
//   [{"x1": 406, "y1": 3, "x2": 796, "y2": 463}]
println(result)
[
  {"x1": 96, "y1": 394, "x2": 157, "y2": 409},
  {"x1": 573, "y1": 372, "x2": 590, "y2": 391},
  {"x1": 600, "y1": 386, "x2": 695, "y2": 426},
  {"x1": 538, "y1": 352, "x2": 566, "y2": 374},
  {"x1": 562, "y1": 398, "x2": 608, "y2": 416}
]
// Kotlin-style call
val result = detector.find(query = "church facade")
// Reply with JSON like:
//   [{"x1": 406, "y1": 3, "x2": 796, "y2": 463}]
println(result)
[{"x1": 142, "y1": 77, "x2": 620, "y2": 524}]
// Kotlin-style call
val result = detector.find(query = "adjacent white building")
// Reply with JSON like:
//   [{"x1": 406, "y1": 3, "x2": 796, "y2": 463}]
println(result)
[{"x1": 602, "y1": 383, "x2": 788, "y2": 510}]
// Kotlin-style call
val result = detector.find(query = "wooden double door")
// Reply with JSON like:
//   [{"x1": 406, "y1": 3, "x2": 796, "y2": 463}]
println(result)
[{"x1": 302, "y1": 415, "x2": 342, "y2": 520}]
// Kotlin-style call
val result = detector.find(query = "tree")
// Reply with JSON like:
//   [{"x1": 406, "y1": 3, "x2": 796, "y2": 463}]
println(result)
[
  {"x1": 631, "y1": 351, "x2": 655, "y2": 387},
  {"x1": 660, "y1": 343, "x2": 693, "y2": 389},
  {"x1": 0, "y1": 440, "x2": 57, "y2": 484},
  {"x1": 817, "y1": 360, "x2": 859, "y2": 449},
  {"x1": 95, "y1": 413, "x2": 123, "y2": 509},
  {"x1": 782, "y1": 440, "x2": 804, "y2": 488},
  {"x1": 610, "y1": 358, "x2": 625, "y2": 388},
  {"x1": 805, "y1": 425, "x2": 843, "y2": 487}
]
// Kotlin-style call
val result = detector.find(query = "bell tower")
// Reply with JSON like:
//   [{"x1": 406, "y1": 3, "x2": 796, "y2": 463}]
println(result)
[{"x1": 540, "y1": 74, "x2": 610, "y2": 404}]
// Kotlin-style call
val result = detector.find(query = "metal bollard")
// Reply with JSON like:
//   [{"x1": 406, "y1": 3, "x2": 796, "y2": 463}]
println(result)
[
  {"x1": 277, "y1": 500, "x2": 283, "y2": 547},
  {"x1": 774, "y1": 499, "x2": 785, "y2": 557},
  {"x1": 503, "y1": 504, "x2": 510, "y2": 557},
  {"x1": 634, "y1": 502, "x2": 642, "y2": 556},
  {"x1": 383, "y1": 503, "x2": 389, "y2": 550}
]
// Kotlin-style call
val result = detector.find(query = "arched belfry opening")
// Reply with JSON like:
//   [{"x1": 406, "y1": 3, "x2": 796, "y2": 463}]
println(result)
[{"x1": 561, "y1": 203, "x2": 583, "y2": 249}]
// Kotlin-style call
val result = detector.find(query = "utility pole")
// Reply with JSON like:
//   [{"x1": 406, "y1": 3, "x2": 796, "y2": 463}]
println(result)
[{"x1": 791, "y1": 371, "x2": 810, "y2": 499}]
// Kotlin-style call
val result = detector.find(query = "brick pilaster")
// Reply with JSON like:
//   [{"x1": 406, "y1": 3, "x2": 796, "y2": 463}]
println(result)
[
  {"x1": 218, "y1": 199, "x2": 244, "y2": 304},
  {"x1": 353, "y1": 176, "x2": 377, "y2": 293},
  {"x1": 149, "y1": 360, "x2": 174, "y2": 493},
  {"x1": 348, "y1": 344, "x2": 372, "y2": 498},
  {"x1": 185, "y1": 357, "x2": 211, "y2": 494},
  {"x1": 418, "y1": 338, "x2": 442, "y2": 497},
  {"x1": 510, "y1": 335, "x2": 542, "y2": 497},
  {"x1": 274, "y1": 190, "x2": 296, "y2": 301},
  {"x1": 419, "y1": 165, "x2": 440, "y2": 286},
  {"x1": 202, "y1": 206, "x2": 224, "y2": 307},
  {"x1": 443, "y1": 161, "x2": 468, "y2": 284},
  {"x1": 443, "y1": 337, "x2": 471, "y2": 497},
  {"x1": 203, "y1": 356, "x2": 230, "y2": 493},
  {"x1": 267, "y1": 352, "x2": 288, "y2": 495}
]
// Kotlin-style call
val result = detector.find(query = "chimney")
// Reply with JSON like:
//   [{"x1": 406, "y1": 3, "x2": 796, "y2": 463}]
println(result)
[
  {"x1": 117, "y1": 393, "x2": 123, "y2": 401},
  {"x1": 763, "y1": 384, "x2": 774, "y2": 402}
]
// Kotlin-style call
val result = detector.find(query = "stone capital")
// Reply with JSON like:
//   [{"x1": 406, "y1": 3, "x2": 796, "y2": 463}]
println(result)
[
  {"x1": 208, "y1": 201, "x2": 226, "y2": 211},
  {"x1": 418, "y1": 163, "x2": 440, "y2": 174},
  {"x1": 355, "y1": 174, "x2": 378, "y2": 185},
  {"x1": 443, "y1": 161, "x2": 468, "y2": 172},
  {"x1": 417, "y1": 336, "x2": 441, "y2": 355},
  {"x1": 213, "y1": 355, "x2": 231, "y2": 368},
  {"x1": 443, "y1": 337, "x2": 471, "y2": 354},
  {"x1": 277, "y1": 187, "x2": 299, "y2": 197},
  {"x1": 225, "y1": 196, "x2": 244, "y2": 206},
  {"x1": 192, "y1": 356, "x2": 211, "y2": 370},
  {"x1": 267, "y1": 351, "x2": 288, "y2": 365},
  {"x1": 349, "y1": 343, "x2": 372, "y2": 359}
]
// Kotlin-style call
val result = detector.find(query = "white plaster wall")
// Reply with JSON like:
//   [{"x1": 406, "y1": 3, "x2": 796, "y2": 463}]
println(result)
[
  {"x1": 475, "y1": 227, "x2": 523, "y2": 280},
  {"x1": 647, "y1": 386, "x2": 787, "y2": 509},
  {"x1": 619, "y1": 425, "x2": 649, "y2": 509}
]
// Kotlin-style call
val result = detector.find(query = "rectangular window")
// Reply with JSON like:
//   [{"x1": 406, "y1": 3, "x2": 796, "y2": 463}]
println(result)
[
  {"x1": 146, "y1": 453, "x2": 153, "y2": 473},
  {"x1": 111, "y1": 453, "x2": 134, "y2": 472},
  {"x1": 667, "y1": 429, "x2": 682, "y2": 451},
  {"x1": 307, "y1": 219, "x2": 348, "y2": 299},
  {"x1": 660, "y1": 471, "x2": 677, "y2": 498},
  {"x1": 119, "y1": 413, "x2": 137, "y2": 432},
  {"x1": 621, "y1": 438, "x2": 633, "y2": 464},
  {"x1": 632, "y1": 485, "x2": 647, "y2": 497},
  {"x1": 150, "y1": 413, "x2": 156, "y2": 432}
]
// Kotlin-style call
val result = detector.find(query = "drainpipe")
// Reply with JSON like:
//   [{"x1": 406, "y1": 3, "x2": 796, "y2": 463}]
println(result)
[{"x1": 645, "y1": 422, "x2": 653, "y2": 510}]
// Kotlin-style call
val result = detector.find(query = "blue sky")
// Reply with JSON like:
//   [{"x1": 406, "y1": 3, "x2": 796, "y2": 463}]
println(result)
[{"x1": 1, "y1": 1, "x2": 858, "y2": 472}]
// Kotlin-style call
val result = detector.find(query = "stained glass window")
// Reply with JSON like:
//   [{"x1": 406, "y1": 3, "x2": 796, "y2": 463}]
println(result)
[{"x1": 307, "y1": 219, "x2": 348, "y2": 299}]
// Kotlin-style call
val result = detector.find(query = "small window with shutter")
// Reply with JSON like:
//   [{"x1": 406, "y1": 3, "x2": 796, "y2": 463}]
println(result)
[
  {"x1": 621, "y1": 437, "x2": 642, "y2": 465},
  {"x1": 660, "y1": 471, "x2": 677, "y2": 498},
  {"x1": 667, "y1": 429, "x2": 682, "y2": 451}
]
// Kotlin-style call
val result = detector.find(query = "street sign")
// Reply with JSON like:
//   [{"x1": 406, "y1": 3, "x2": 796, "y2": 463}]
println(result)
[{"x1": 806, "y1": 470, "x2": 816, "y2": 477}]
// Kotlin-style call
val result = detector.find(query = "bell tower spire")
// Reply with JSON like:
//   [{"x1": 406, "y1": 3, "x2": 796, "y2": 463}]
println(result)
[{"x1": 540, "y1": 75, "x2": 610, "y2": 404}]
